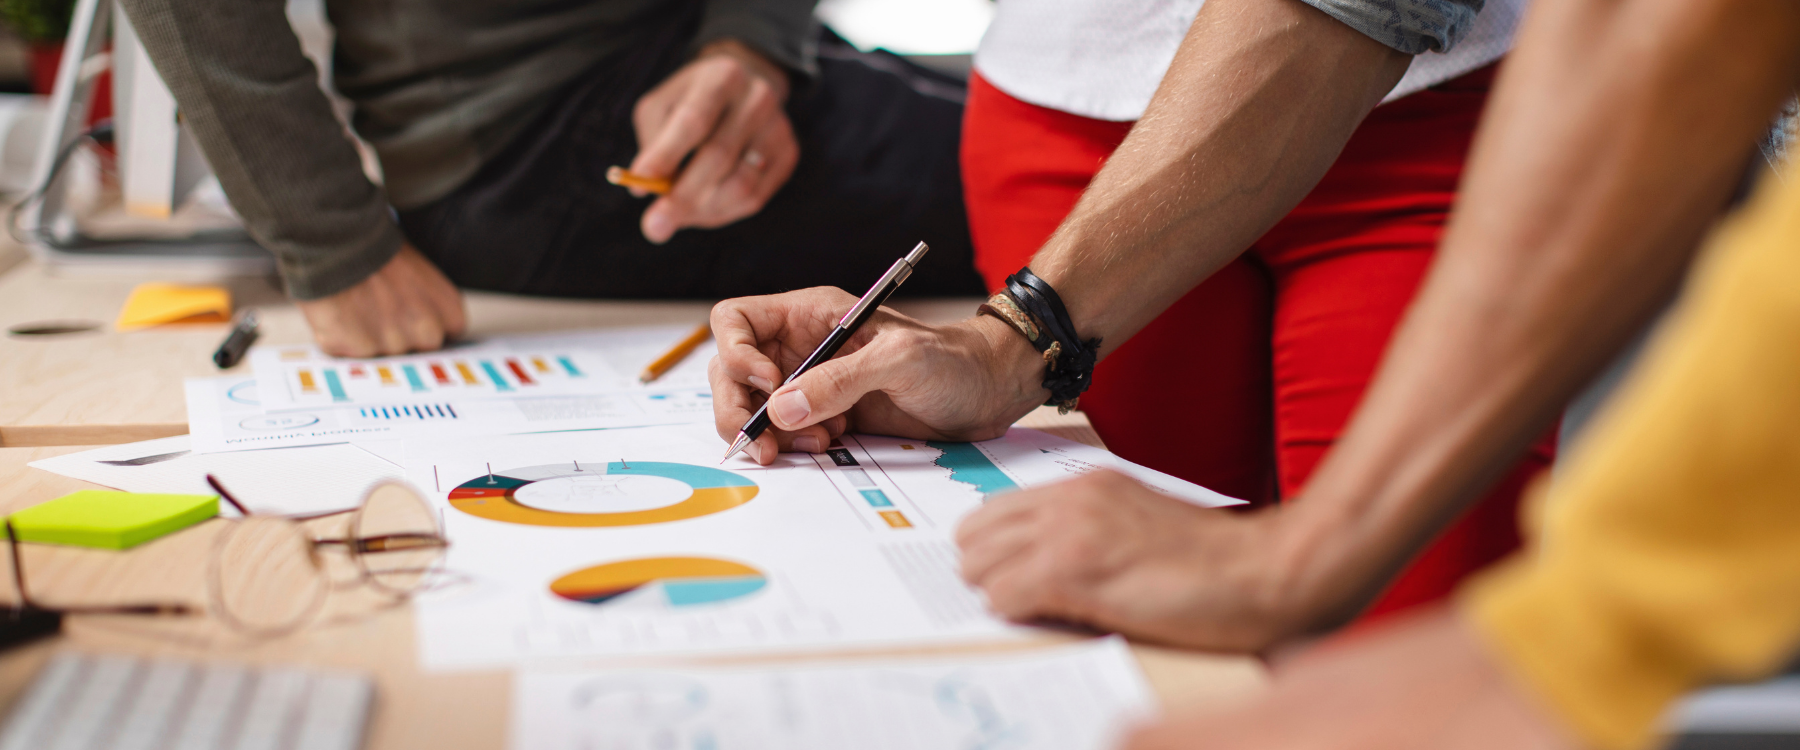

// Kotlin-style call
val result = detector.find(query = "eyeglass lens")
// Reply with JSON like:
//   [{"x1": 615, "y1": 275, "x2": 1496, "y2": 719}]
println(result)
[
  {"x1": 208, "y1": 517, "x2": 329, "y2": 635},
  {"x1": 350, "y1": 483, "x2": 446, "y2": 596}
]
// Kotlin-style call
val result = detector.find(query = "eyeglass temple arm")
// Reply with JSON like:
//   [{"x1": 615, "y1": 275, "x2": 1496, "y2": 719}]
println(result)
[
  {"x1": 207, "y1": 476, "x2": 361, "y2": 523},
  {"x1": 54, "y1": 602, "x2": 194, "y2": 616},
  {"x1": 204, "y1": 474, "x2": 253, "y2": 517},
  {"x1": 313, "y1": 534, "x2": 449, "y2": 553},
  {"x1": 5, "y1": 519, "x2": 38, "y2": 611},
  {"x1": 5, "y1": 518, "x2": 194, "y2": 617}
]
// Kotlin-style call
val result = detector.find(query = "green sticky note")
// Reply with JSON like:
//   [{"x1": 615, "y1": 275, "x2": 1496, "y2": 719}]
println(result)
[{"x1": 10, "y1": 491, "x2": 218, "y2": 550}]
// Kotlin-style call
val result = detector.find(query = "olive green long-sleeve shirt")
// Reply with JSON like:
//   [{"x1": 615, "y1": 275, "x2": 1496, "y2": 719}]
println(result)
[{"x1": 117, "y1": 0, "x2": 818, "y2": 299}]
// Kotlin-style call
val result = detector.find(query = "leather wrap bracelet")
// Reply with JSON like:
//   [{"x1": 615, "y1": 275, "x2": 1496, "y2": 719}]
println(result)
[{"x1": 976, "y1": 267, "x2": 1102, "y2": 414}]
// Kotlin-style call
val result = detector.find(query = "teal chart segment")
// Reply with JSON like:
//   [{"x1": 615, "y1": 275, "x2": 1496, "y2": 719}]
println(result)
[
  {"x1": 606, "y1": 462, "x2": 749, "y2": 489},
  {"x1": 926, "y1": 441, "x2": 1018, "y2": 495}
]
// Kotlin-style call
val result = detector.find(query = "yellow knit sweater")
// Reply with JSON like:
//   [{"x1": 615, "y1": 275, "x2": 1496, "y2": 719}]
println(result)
[{"x1": 1463, "y1": 163, "x2": 1800, "y2": 750}]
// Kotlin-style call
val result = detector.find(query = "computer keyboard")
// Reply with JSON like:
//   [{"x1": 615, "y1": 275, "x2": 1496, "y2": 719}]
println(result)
[{"x1": 0, "y1": 652, "x2": 373, "y2": 750}]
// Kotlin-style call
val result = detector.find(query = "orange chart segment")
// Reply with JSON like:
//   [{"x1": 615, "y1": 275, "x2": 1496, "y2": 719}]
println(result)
[
  {"x1": 549, "y1": 557, "x2": 767, "y2": 606},
  {"x1": 448, "y1": 462, "x2": 757, "y2": 527}
]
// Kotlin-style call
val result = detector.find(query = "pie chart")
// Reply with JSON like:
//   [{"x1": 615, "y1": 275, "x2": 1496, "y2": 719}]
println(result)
[
  {"x1": 449, "y1": 461, "x2": 757, "y2": 527},
  {"x1": 550, "y1": 557, "x2": 767, "y2": 608}
]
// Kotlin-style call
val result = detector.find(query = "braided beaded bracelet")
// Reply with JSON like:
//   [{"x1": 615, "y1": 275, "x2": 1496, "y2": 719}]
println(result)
[{"x1": 976, "y1": 268, "x2": 1102, "y2": 414}]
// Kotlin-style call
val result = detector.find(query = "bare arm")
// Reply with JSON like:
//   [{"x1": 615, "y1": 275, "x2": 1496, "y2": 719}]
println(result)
[
  {"x1": 1032, "y1": 0, "x2": 1410, "y2": 346},
  {"x1": 709, "y1": 0, "x2": 1413, "y2": 462},
  {"x1": 952, "y1": 0, "x2": 1800, "y2": 652},
  {"x1": 1274, "y1": 0, "x2": 1800, "y2": 631}
]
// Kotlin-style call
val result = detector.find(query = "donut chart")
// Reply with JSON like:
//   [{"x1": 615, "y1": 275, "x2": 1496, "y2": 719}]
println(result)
[
  {"x1": 449, "y1": 461, "x2": 757, "y2": 527},
  {"x1": 550, "y1": 556, "x2": 767, "y2": 607}
]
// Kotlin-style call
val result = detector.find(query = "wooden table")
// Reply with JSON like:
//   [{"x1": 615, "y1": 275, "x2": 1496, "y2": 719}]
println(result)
[{"x1": 0, "y1": 246, "x2": 1265, "y2": 748}]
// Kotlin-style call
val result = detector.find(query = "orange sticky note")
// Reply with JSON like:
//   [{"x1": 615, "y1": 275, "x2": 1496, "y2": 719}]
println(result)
[{"x1": 115, "y1": 283, "x2": 232, "y2": 331}]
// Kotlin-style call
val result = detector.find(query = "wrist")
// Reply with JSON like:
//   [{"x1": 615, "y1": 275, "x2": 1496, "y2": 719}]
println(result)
[
  {"x1": 1029, "y1": 239, "x2": 1120, "y2": 347},
  {"x1": 966, "y1": 313, "x2": 1052, "y2": 417},
  {"x1": 698, "y1": 38, "x2": 791, "y2": 102},
  {"x1": 1260, "y1": 480, "x2": 1409, "y2": 638}
]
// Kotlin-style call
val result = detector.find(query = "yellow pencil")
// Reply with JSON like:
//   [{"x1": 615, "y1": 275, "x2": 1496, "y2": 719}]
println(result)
[
  {"x1": 606, "y1": 166, "x2": 673, "y2": 195},
  {"x1": 640, "y1": 323, "x2": 712, "y2": 383}
]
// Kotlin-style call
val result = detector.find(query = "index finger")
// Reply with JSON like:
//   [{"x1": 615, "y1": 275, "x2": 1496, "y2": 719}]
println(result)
[
  {"x1": 709, "y1": 288, "x2": 854, "y2": 391},
  {"x1": 630, "y1": 71, "x2": 734, "y2": 180}
]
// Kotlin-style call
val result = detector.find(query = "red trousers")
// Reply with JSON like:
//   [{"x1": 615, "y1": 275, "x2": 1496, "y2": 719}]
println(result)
[{"x1": 961, "y1": 66, "x2": 1554, "y2": 619}]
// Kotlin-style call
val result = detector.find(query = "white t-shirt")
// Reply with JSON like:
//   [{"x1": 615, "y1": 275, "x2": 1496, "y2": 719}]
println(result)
[{"x1": 973, "y1": 0, "x2": 1526, "y2": 122}]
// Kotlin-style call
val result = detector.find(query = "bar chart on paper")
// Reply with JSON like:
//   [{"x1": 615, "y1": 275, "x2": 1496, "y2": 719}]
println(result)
[
  {"x1": 356, "y1": 404, "x2": 459, "y2": 421},
  {"x1": 249, "y1": 326, "x2": 719, "y2": 410},
  {"x1": 262, "y1": 351, "x2": 600, "y2": 408}
]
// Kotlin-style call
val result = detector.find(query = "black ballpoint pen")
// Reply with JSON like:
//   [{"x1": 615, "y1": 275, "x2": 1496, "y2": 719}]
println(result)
[{"x1": 723, "y1": 242, "x2": 930, "y2": 462}]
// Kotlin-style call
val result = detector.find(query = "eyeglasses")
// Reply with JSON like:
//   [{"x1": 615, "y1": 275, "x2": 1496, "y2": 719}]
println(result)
[
  {"x1": 4, "y1": 477, "x2": 449, "y2": 637},
  {"x1": 206, "y1": 476, "x2": 450, "y2": 635}
]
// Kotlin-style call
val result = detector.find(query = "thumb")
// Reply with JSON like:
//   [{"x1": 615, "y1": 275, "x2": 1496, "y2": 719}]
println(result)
[
  {"x1": 641, "y1": 197, "x2": 682, "y2": 244},
  {"x1": 765, "y1": 336, "x2": 907, "y2": 431}
]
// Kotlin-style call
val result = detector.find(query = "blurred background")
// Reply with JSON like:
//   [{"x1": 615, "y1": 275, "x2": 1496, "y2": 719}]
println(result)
[
  {"x1": 0, "y1": 0, "x2": 996, "y2": 278},
  {"x1": 0, "y1": 0, "x2": 997, "y2": 197}
]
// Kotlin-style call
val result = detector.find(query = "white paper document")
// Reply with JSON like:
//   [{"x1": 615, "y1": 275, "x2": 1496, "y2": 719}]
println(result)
[
  {"x1": 27, "y1": 436, "x2": 402, "y2": 516},
  {"x1": 404, "y1": 423, "x2": 1238, "y2": 670},
  {"x1": 249, "y1": 325, "x2": 711, "y2": 410},
  {"x1": 512, "y1": 637, "x2": 1157, "y2": 750},
  {"x1": 184, "y1": 376, "x2": 716, "y2": 454}
]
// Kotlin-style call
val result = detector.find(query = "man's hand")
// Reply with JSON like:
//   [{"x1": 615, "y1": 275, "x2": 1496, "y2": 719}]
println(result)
[
  {"x1": 956, "y1": 470, "x2": 1311, "y2": 651},
  {"x1": 1124, "y1": 608, "x2": 1579, "y2": 750},
  {"x1": 296, "y1": 243, "x2": 467, "y2": 357},
  {"x1": 709, "y1": 287, "x2": 1048, "y2": 464},
  {"x1": 628, "y1": 39, "x2": 799, "y2": 244}
]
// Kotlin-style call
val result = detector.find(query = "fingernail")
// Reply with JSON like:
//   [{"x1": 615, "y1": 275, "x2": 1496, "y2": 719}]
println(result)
[
  {"x1": 749, "y1": 375, "x2": 774, "y2": 392},
  {"x1": 793, "y1": 435, "x2": 821, "y2": 453},
  {"x1": 750, "y1": 441, "x2": 771, "y2": 463},
  {"x1": 771, "y1": 389, "x2": 810, "y2": 427},
  {"x1": 644, "y1": 212, "x2": 674, "y2": 244}
]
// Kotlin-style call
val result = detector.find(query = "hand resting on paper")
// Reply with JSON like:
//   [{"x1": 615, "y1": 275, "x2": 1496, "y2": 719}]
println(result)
[
  {"x1": 296, "y1": 243, "x2": 468, "y2": 357},
  {"x1": 628, "y1": 39, "x2": 799, "y2": 244},
  {"x1": 955, "y1": 469, "x2": 1317, "y2": 652},
  {"x1": 707, "y1": 287, "x2": 1050, "y2": 464}
]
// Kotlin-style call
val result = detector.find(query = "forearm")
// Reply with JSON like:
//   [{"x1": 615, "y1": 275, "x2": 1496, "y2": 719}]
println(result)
[
  {"x1": 1030, "y1": 0, "x2": 1409, "y2": 347},
  {"x1": 1275, "y1": 0, "x2": 1800, "y2": 628},
  {"x1": 120, "y1": 0, "x2": 402, "y2": 300}
]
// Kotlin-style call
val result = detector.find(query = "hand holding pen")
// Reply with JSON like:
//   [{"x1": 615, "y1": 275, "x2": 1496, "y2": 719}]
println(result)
[
  {"x1": 720, "y1": 243, "x2": 931, "y2": 462},
  {"x1": 616, "y1": 39, "x2": 799, "y2": 245},
  {"x1": 710, "y1": 248, "x2": 1059, "y2": 465}
]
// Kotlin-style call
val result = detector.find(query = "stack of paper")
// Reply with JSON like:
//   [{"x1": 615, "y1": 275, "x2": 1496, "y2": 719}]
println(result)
[
  {"x1": 185, "y1": 325, "x2": 719, "y2": 454},
  {"x1": 402, "y1": 423, "x2": 1239, "y2": 668},
  {"x1": 26, "y1": 322, "x2": 1256, "y2": 749},
  {"x1": 36, "y1": 325, "x2": 721, "y2": 515}
]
